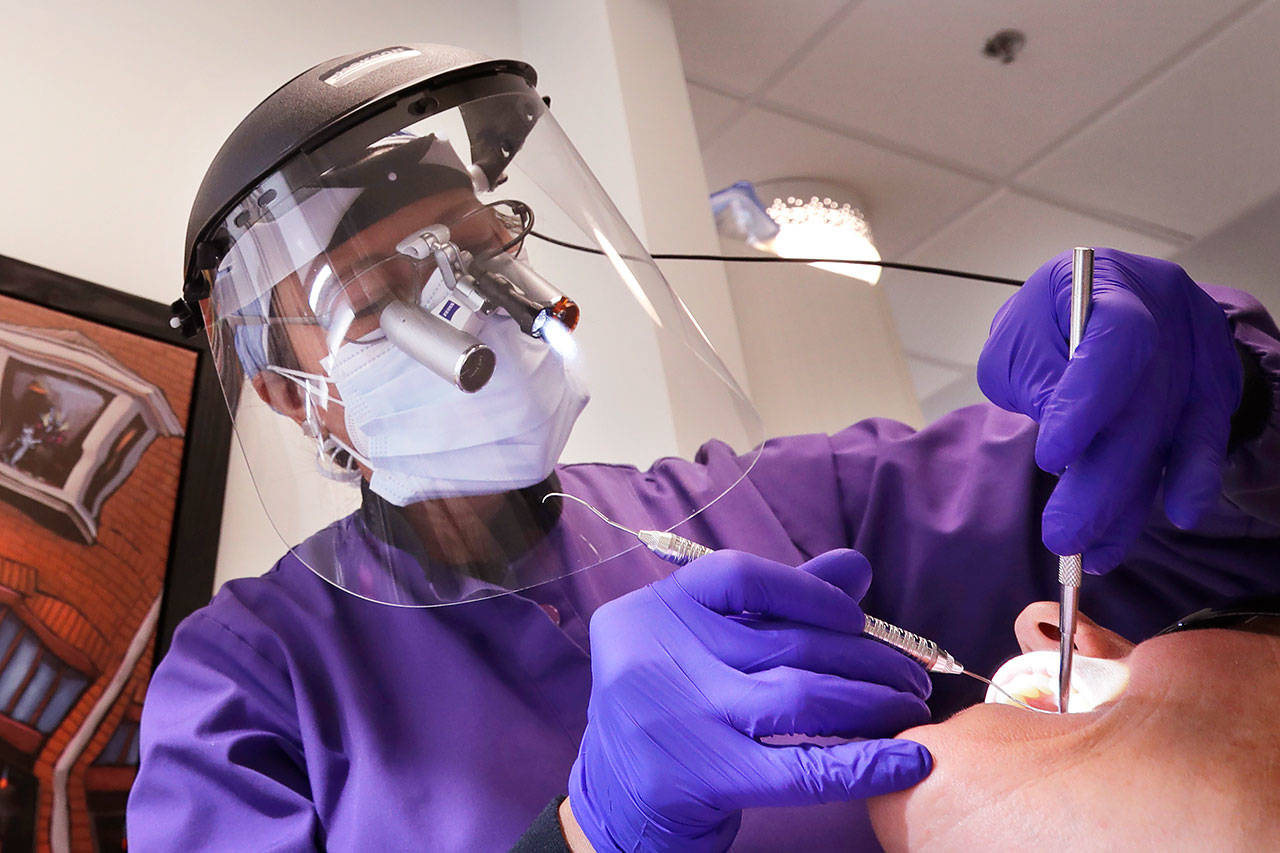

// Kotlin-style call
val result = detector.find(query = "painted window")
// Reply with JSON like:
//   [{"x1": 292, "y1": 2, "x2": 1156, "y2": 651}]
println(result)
[
  {"x1": 0, "y1": 608, "x2": 89, "y2": 735},
  {"x1": 94, "y1": 718, "x2": 139, "y2": 766}
]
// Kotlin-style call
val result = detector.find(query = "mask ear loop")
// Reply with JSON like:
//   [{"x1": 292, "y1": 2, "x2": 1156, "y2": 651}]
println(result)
[
  {"x1": 291, "y1": 371, "x2": 363, "y2": 483},
  {"x1": 316, "y1": 433, "x2": 363, "y2": 483}
]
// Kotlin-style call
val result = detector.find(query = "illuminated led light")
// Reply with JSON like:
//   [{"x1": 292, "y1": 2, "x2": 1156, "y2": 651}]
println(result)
[
  {"x1": 538, "y1": 317, "x2": 579, "y2": 361},
  {"x1": 762, "y1": 194, "x2": 882, "y2": 285},
  {"x1": 984, "y1": 650, "x2": 1130, "y2": 713}
]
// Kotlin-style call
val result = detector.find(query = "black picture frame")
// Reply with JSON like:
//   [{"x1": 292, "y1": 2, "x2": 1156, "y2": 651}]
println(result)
[{"x1": 0, "y1": 252, "x2": 231, "y2": 663}]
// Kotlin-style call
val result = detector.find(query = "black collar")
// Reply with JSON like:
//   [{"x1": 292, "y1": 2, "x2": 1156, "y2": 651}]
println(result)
[{"x1": 356, "y1": 474, "x2": 565, "y2": 585}]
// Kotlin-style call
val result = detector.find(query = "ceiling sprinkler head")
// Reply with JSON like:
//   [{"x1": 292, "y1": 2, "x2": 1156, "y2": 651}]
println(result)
[{"x1": 983, "y1": 29, "x2": 1026, "y2": 65}]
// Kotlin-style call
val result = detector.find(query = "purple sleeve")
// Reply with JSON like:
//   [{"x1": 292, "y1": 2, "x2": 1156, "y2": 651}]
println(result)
[
  {"x1": 744, "y1": 407, "x2": 1057, "y2": 712},
  {"x1": 1201, "y1": 283, "x2": 1280, "y2": 532},
  {"x1": 127, "y1": 606, "x2": 320, "y2": 851},
  {"x1": 744, "y1": 326, "x2": 1280, "y2": 714},
  {"x1": 745, "y1": 284, "x2": 1280, "y2": 591},
  {"x1": 744, "y1": 406, "x2": 1046, "y2": 582}
]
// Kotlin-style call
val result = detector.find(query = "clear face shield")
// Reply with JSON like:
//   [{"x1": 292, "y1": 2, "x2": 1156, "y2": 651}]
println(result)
[{"x1": 202, "y1": 78, "x2": 763, "y2": 606}]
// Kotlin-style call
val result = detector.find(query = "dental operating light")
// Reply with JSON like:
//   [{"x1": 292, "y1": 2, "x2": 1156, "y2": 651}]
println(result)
[{"x1": 713, "y1": 179, "x2": 882, "y2": 285}]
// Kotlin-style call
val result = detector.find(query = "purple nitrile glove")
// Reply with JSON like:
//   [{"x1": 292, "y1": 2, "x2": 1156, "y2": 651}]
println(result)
[
  {"x1": 568, "y1": 549, "x2": 933, "y2": 853},
  {"x1": 977, "y1": 248, "x2": 1242, "y2": 573}
]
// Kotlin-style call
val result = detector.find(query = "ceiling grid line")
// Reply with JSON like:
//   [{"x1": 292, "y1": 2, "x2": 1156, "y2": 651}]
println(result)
[
  {"x1": 692, "y1": 89, "x2": 1192, "y2": 261},
  {"x1": 695, "y1": 0, "x2": 864, "y2": 150},
  {"x1": 893, "y1": 0, "x2": 1269, "y2": 260},
  {"x1": 997, "y1": 187, "x2": 1196, "y2": 245},
  {"x1": 1007, "y1": 0, "x2": 1270, "y2": 182},
  {"x1": 686, "y1": 1, "x2": 1269, "y2": 261},
  {"x1": 895, "y1": 181, "x2": 1197, "y2": 265},
  {"x1": 735, "y1": 0, "x2": 865, "y2": 102},
  {"x1": 705, "y1": 84, "x2": 1004, "y2": 185},
  {"x1": 687, "y1": 80, "x2": 754, "y2": 149},
  {"x1": 671, "y1": 0, "x2": 1280, "y2": 421},
  {"x1": 705, "y1": 86, "x2": 1192, "y2": 261}
]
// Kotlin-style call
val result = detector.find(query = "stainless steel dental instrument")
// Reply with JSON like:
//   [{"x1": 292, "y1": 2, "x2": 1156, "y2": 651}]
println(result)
[
  {"x1": 545, "y1": 492, "x2": 1054, "y2": 713},
  {"x1": 636, "y1": 527, "x2": 968, "y2": 673},
  {"x1": 1058, "y1": 246, "x2": 1094, "y2": 714},
  {"x1": 642, "y1": 528, "x2": 1057, "y2": 712}
]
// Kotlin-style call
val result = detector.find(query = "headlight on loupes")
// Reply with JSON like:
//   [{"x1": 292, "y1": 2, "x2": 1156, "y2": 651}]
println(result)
[{"x1": 391, "y1": 223, "x2": 579, "y2": 393}]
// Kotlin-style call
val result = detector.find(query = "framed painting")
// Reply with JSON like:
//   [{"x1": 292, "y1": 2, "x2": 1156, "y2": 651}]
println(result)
[{"x1": 0, "y1": 253, "x2": 231, "y2": 851}]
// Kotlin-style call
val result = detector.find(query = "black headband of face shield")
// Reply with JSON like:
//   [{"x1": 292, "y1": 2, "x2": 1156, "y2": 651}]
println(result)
[
  {"x1": 321, "y1": 134, "x2": 475, "y2": 256},
  {"x1": 1156, "y1": 593, "x2": 1280, "y2": 638}
]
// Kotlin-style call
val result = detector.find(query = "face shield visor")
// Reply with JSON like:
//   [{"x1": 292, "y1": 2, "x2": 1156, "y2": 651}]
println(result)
[{"x1": 202, "y1": 76, "x2": 763, "y2": 607}]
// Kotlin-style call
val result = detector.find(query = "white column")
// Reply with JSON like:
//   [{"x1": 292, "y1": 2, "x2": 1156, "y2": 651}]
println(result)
[
  {"x1": 517, "y1": 0, "x2": 750, "y2": 459},
  {"x1": 722, "y1": 240, "x2": 925, "y2": 435}
]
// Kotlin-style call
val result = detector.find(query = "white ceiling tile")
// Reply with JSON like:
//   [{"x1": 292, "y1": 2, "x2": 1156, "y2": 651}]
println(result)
[
  {"x1": 904, "y1": 355, "x2": 969, "y2": 403},
  {"x1": 883, "y1": 190, "x2": 1181, "y2": 387},
  {"x1": 1173, "y1": 189, "x2": 1280, "y2": 322},
  {"x1": 1017, "y1": 0, "x2": 1280, "y2": 239},
  {"x1": 700, "y1": 106, "x2": 993, "y2": 256},
  {"x1": 761, "y1": 0, "x2": 1256, "y2": 176},
  {"x1": 907, "y1": 191, "x2": 1181, "y2": 277},
  {"x1": 667, "y1": 0, "x2": 848, "y2": 95},
  {"x1": 686, "y1": 82, "x2": 745, "y2": 147}
]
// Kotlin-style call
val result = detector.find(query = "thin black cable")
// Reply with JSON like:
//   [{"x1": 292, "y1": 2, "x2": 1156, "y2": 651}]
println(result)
[
  {"x1": 529, "y1": 229, "x2": 1022, "y2": 287},
  {"x1": 456, "y1": 199, "x2": 536, "y2": 255}
]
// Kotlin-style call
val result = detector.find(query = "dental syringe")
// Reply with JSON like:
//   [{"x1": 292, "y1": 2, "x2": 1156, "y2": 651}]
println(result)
[
  {"x1": 632, "y1": 529, "x2": 965, "y2": 674},
  {"x1": 548, "y1": 495, "x2": 962, "y2": 672},
  {"x1": 637, "y1": 527, "x2": 1060, "y2": 712},
  {"x1": 547, "y1": 494, "x2": 1052, "y2": 712}
]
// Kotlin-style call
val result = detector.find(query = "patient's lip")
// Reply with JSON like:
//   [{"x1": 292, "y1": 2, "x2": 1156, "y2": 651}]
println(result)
[{"x1": 985, "y1": 650, "x2": 1130, "y2": 713}]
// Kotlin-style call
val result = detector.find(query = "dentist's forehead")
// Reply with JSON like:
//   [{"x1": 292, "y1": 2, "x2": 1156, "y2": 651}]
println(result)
[{"x1": 322, "y1": 190, "x2": 489, "y2": 278}]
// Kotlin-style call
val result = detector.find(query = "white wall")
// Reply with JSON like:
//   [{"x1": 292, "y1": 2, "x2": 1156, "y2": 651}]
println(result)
[
  {"x1": 722, "y1": 241, "x2": 923, "y2": 435},
  {"x1": 0, "y1": 0, "x2": 521, "y2": 305},
  {"x1": 0, "y1": 0, "x2": 524, "y2": 591},
  {"x1": 516, "y1": 0, "x2": 682, "y2": 470},
  {"x1": 518, "y1": 0, "x2": 754, "y2": 457}
]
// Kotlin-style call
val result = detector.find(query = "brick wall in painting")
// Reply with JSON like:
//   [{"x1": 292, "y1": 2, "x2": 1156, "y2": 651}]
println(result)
[{"x1": 0, "y1": 294, "x2": 195, "y2": 852}]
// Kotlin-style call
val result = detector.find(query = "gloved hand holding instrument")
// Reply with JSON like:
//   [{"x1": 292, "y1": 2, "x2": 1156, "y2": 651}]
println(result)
[
  {"x1": 978, "y1": 247, "x2": 1244, "y2": 709},
  {"x1": 567, "y1": 247, "x2": 1251, "y2": 846},
  {"x1": 978, "y1": 247, "x2": 1244, "y2": 575},
  {"x1": 567, "y1": 549, "x2": 933, "y2": 852}
]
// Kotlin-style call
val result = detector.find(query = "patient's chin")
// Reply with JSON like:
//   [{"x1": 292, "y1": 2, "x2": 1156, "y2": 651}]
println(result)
[
  {"x1": 866, "y1": 786, "x2": 913, "y2": 853},
  {"x1": 867, "y1": 643, "x2": 1133, "y2": 850},
  {"x1": 867, "y1": 705, "x2": 1056, "y2": 853},
  {"x1": 864, "y1": 713, "x2": 980, "y2": 851}
]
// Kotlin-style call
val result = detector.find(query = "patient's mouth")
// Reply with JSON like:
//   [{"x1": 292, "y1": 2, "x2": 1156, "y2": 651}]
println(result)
[{"x1": 984, "y1": 650, "x2": 1130, "y2": 713}]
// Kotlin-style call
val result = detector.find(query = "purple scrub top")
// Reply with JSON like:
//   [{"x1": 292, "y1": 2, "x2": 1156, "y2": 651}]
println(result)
[{"x1": 128, "y1": 286, "x2": 1280, "y2": 851}]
